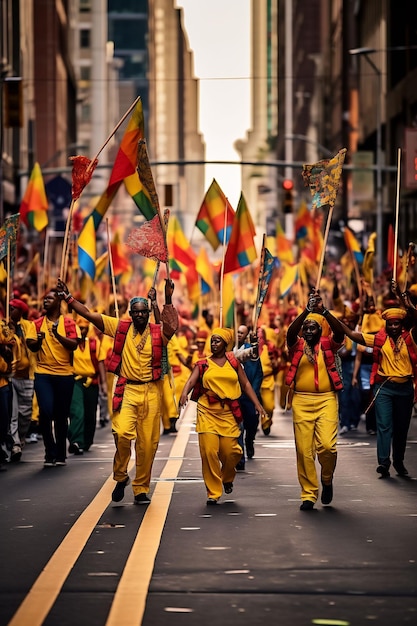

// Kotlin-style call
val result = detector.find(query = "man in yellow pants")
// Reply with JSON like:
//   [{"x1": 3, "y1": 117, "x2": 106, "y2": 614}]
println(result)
[
  {"x1": 57, "y1": 278, "x2": 178, "y2": 505},
  {"x1": 285, "y1": 292, "x2": 344, "y2": 511}
]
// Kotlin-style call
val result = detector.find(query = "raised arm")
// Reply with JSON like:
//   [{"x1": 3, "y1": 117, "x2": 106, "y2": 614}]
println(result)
[{"x1": 57, "y1": 278, "x2": 104, "y2": 332}]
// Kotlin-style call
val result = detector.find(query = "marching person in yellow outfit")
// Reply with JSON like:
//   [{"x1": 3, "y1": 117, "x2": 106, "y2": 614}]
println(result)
[
  {"x1": 68, "y1": 317, "x2": 102, "y2": 455},
  {"x1": 57, "y1": 278, "x2": 178, "y2": 505},
  {"x1": 285, "y1": 290, "x2": 345, "y2": 511},
  {"x1": 179, "y1": 328, "x2": 266, "y2": 505}
]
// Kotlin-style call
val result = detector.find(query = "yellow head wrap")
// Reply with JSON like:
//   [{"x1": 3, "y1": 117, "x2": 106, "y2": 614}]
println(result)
[
  {"x1": 381, "y1": 307, "x2": 407, "y2": 321},
  {"x1": 211, "y1": 327, "x2": 234, "y2": 350},
  {"x1": 304, "y1": 313, "x2": 331, "y2": 337}
]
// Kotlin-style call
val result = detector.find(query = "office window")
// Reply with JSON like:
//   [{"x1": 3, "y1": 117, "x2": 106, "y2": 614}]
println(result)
[
  {"x1": 81, "y1": 103, "x2": 91, "y2": 122},
  {"x1": 80, "y1": 29, "x2": 90, "y2": 49},
  {"x1": 80, "y1": 66, "x2": 91, "y2": 81},
  {"x1": 79, "y1": 0, "x2": 91, "y2": 12}
]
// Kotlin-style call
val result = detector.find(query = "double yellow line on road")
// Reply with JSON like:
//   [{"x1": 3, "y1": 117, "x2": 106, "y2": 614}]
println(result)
[{"x1": 9, "y1": 407, "x2": 193, "y2": 626}]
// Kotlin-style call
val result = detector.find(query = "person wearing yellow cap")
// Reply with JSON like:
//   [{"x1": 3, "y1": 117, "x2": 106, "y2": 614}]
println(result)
[
  {"x1": 179, "y1": 327, "x2": 265, "y2": 505},
  {"x1": 285, "y1": 291, "x2": 345, "y2": 511},
  {"x1": 338, "y1": 304, "x2": 417, "y2": 479}
]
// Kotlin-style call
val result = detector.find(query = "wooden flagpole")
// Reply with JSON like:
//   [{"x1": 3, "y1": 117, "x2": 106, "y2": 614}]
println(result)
[
  {"x1": 88, "y1": 95, "x2": 141, "y2": 171},
  {"x1": 6, "y1": 239, "x2": 11, "y2": 322},
  {"x1": 60, "y1": 199, "x2": 76, "y2": 280},
  {"x1": 393, "y1": 147, "x2": 402, "y2": 282},
  {"x1": 315, "y1": 206, "x2": 333, "y2": 291},
  {"x1": 106, "y1": 219, "x2": 119, "y2": 320},
  {"x1": 61, "y1": 97, "x2": 142, "y2": 279},
  {"x1": 252, "y1": 234, "x2": 266, "y2": 330}
]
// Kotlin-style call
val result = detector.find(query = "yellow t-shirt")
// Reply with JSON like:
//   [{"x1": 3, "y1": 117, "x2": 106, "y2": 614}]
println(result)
[
  {"x1": 73, "y1": 337, "x2": 99, "y2": 378},
  {"x1": 26, "y1": 316, "x2": 81, "y2": 376},
  {"x1": 14, "y1": 319, "x2": 37, "y2": 379},
  {"x1": 362, "y1": 331, "x2": 413, "y2": 380},
  {"x1": 294, "y1": 349, "x2": 333, "y2": 393},
  {"x1": 101, "y1": 316, "x2": 154, "y2": 382},
  {"x1": 196, "y1": 359, "x2": 241, "y2": 436}
]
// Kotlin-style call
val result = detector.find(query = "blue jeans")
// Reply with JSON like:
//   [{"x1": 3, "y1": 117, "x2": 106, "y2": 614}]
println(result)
[
  {"x1": 373, "y1": 380, "x2": 413, "y2": 468},
  {"x1": 34, "y1": 374, "x2": 74, "y2": 463}
]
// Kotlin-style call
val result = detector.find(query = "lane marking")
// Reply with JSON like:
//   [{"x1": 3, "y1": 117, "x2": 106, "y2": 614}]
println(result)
[
  {"x1": 8, "y1": 472, "x2": 116, "y2": 626},
  {"x1": 8, "y1": 405, "x2": 194, "y2": 626},
  {"x1": 105, "y1": 406, "x2": 193, "y2": 626}
]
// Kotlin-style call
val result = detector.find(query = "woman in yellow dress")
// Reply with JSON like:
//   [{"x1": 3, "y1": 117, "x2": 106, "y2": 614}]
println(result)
[{"x1": 179, "y1": 328, "x2": 265, "y2": 505}]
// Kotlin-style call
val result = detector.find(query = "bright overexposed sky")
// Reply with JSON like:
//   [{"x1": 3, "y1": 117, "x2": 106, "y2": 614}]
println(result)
[{"x1": 175, "y1": 0, "x2": 251, "y2": 208}]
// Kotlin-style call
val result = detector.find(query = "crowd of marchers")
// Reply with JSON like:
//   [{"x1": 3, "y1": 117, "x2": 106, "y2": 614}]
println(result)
[{"x1": 1, "y1": 275, "x2": 415, "y2": 511}]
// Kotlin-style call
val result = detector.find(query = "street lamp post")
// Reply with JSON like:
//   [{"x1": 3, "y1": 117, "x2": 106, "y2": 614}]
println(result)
[{"x1": 349, "y1": 47, "x2": 383, "y2": 276}]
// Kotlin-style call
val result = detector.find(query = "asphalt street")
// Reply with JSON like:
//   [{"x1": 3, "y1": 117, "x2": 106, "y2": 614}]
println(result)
[{"x1": 1, "y1": 403, "x2": 417, "y2": 626}]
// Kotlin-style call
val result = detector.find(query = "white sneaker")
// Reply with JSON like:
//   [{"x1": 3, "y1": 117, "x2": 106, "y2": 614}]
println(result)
[
  {"x1": 26, "y1": 433, "x2": 38, "y2": 444},
  {"x1": 339, "y1": 426, "x2": 349, "y2": 434}
]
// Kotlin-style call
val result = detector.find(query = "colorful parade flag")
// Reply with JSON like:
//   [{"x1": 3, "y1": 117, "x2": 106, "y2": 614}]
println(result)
[
  {"x1": 19, "y1": 162, "x2": 49, "y2": 231},
  {"x1": 195, "y1": 246, "x2": 215, "y2": 293},
  {"x1": 294, "y1": 199, "x2": 313, "y2": 244},
  {"x1": 343, "y1": 226, "x2": 364, "y2": 265},
  {"x1": 222, "y1": 272, "x2": 235, "y2": 328},
  {"x1": 195, "y1": 179, "x2": 235, "y2": 250},
  {"x1": 0, "y1": 213, "x2": 20, "y2": 261},
  {"x1": 302, "y1": 148, "x2": 347, "y2": 210},
  {"x1": 126, "y1": 215, "x2": 168, "y2": 263},
  {"x1": 276, "y1": 221, "x2": 294, "y2": 264},
  {"x1": 253, "y1": 244, "x2": 275, "y2": 326},
  {"x1": 280, "y1": 263, "x2": 299, "y2": 297},
  {"x1": 362, "y1": 232, "x2": 376, "y2": 284},
  {"x1": 78, "y1": 214, "x2": 96, "y2": 280},
  {"x1": 110, "y1": 230, "x2": 131, "y2": 277},
  {"x1": 167, "y1": 216, "x2": 196, "y2": 270},
  {"x1": 87, "y1": 99, "x2": 146, "y2": 229},
  {"x1": 223, "y1": 193, "x2": 257, "y2": 274}
]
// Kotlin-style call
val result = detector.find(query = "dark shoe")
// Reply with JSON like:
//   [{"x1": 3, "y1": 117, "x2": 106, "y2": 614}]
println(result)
[
  {"x1": 112, "y1": 477, "x2": 130, "y2": 502},
  {"x1": 223, "y1": 482, "x2": 233, "y2": 494},
  {"x1": 68, "y1": 442, "x2": 83, "y2": 455},
  {"x1": 11, "y1": 445, "x2": 22, "y2": 463},
  {"x1": 55, "y1": 460, "x2": 67, "y2": 466},
  {"x1": 300, "y1": 500, "x2": 315, "y2": 511},
  {"x1": 44, "y1": 460, "x2": 56, "y2": 468},
  {"x1": 206, "y1": 498, "x2": 218, "y2": 505},
  {"x1": 376, "y1": 465, "x2": 390, "y2": 478},
  {"x1": 162, "y1": 428, "x2": 171, "y2": 435},
  {"x1": 262, "y1": 427, "x2": 271, "y2": 436},
  {"x1": 169, "y1": 418, "x2": 178, "y2": 433},
  {"x1": 321, "y1": 481, "x2": 333, "y2": 505},
  {"x1": 134, "y1": 493, "x2": 151, "y2": 505},
  {"x1": 393, "y1": 462, "x2": 409, "y2": 476},
  {"x1": 235, "y1": 460, "x2": 245, "y2": 471}
]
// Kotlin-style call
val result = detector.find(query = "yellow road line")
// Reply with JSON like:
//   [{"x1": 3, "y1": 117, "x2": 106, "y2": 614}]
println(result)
[
  {"x1": 8, "y1": 406, "x2": 193, "y2": 626},
  {"x1": 105, "y1": 407, "x2": 193, "y2": 626},
  {"x1": 8, "y1": 473, "x2": 116, "y2": 626}
]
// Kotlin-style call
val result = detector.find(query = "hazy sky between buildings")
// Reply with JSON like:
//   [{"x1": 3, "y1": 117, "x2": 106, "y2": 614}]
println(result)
[{"x1": 175, "y1": 0, "x2": 251, "y2": 208}]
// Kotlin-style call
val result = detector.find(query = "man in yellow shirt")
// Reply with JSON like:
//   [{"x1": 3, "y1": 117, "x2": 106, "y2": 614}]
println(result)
[
  {"x1": 338, "y1": 304, "x2": 417, "y2": 479},
  {"x1": 57, "y1": 278, "x2": 178, "y2": 505},
  {"x1": 286, "y1": 293, "x2": 345, "y2": 511},
  {"x1": 26, "y1": 289, "x2": 80, "y2": 467}
]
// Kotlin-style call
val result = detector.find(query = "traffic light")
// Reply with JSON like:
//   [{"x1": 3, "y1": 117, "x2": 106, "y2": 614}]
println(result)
[
  {"x1": 4, "y1": 78, "x2": 23, "y2": 128},
  {"x1": 282, "y1": 179, "x2": 294, "y2": 214}
]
